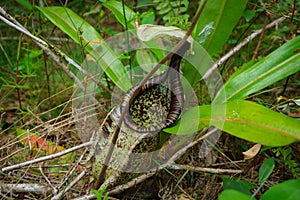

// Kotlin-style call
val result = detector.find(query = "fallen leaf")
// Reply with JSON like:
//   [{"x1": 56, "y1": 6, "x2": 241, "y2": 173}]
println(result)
[
  {"x1": 243, "y1": 144, "x2": 262, "y2": 160},
  {"x1": 17, "y1": 129, "x2": 65, "y2": 154},
  {"x1": 178, "y1": 193, "x2": 194, "y2": 200}
]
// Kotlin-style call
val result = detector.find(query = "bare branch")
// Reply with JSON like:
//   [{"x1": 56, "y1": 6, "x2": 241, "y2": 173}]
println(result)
[
  {"x1": 1, "y1": 141, "x2": 92, "y2": 172},
  {"x1": 201, "y1": 17, "x2": 286, "y2": 81},
  {"x1": 172, "y1": 164, "x2": 243, "y2": 174},
  {"x1": 0, "y1": 183, "x2": 53, "y2": 195},
  {"x1": 0, "y1": 7, "x2": 102, "y2": 103},
  {"x1": 51, "y1": 170, "x2": 86, "y2": 200}
]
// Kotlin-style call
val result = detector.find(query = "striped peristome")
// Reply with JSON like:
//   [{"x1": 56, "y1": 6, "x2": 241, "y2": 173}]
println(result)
[{"x1": 122, "y1": 42, "x2": 190, "y2": 133}]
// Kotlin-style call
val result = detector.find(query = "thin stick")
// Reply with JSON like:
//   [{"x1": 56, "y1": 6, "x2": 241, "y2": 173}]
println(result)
[
  {"x1": 0, "y1": 8, "x2": 109, "y2": 99},
  {"x1": 172, "y1": 164, "x2": 243, "y2": 174},
  {"x1": 39, "y1": 165, "x2": 58, "y2": 194},
  {"x1": 51, "y1": 170, "x2": 86, "y2": 200},
  {"x1": 1, "y1": 141, "x2": 92, "y2": 172},
  {"x1": 15, "y1": 30, "x2": 24, "y2": 113},
  {"x1": 251, "y1": 13, "x2": 269, "y2": 60},
  {"x1": 201, "y1": 17, "x2": 285, "y2": 81},
  {"x1": 0, "y1": 183, "x2": 53, "y2": 195},
  {"x1": 94, "y1": 0, "x2": 207, "y2": 189}
]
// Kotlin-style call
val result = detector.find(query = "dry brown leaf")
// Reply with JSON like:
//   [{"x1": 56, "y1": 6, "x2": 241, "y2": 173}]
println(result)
[
  {"x1": 178, "y1": 193, "x2": 194, "y2": 200},
  {"x1": 288, "y1": 110, "x2": 300, "y2": 118},
  {"x1": 242, "y1": 144, "x2": 262, "y2": 160}
]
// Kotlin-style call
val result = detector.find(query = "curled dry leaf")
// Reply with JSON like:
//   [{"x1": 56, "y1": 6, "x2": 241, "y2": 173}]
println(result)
[
  {"x1": 242, "y1": 144, "x2": 262, "y2": 160},
  {"x1": 178, "y1": 193, "x2": 194, "y2": 200}
]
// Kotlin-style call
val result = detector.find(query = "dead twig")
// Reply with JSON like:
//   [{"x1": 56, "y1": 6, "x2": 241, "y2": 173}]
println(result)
[
  {"x1": 0, "y1": 7, "x2": 106, "y2": 103},
  {"x1": 201, "y1": 17, "x2": 286, "y2": 81},
  {"x1": 251, "y1": 13, "x2": 269, "y2": 60},
  {"x1": 0, "y1": 183, "x2": 53, "y2": 195},
  {"x1": 51, "y1": 169, "x2": 86, "y2": 200},
  {"x1": 172, "y1": 164, "x2": 243, "y2": 174},
  {"x1": 107, "y1": 128, "x2": 219, "y2": 195},
  {"x1": 39, "y1": 165, "x2": 58, "y2": 194},
  {"x1": 65, "y1": 128, "x2": 221, "y2": 199},
  {"x1": 1, "y1": 141, "x2": 92, "y2": 172},
  {"x1": 57, "y1": 147, "x2": 89, "y2": 192}
]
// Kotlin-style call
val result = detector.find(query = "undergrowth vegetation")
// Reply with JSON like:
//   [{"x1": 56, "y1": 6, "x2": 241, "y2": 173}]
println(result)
[{"x1": 0, "y1": 0, "x2": 299, "y2": 199}]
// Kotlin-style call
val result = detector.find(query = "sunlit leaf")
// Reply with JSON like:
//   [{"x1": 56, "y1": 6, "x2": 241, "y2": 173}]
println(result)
[
  {"x1": 192, "y1": 0, "x2": 248, "y2": 55},
  {"x1": 141, "y1": 8, "x2": 155, "y2": 24},
  {"x1": 165, "y1": 100, "x2": 300, "y2": 146},
  {"x1": 214, "y1": 35, "x2": 300, "y2": 102},
  {"x1": 37, "y1": 6, "x2": 132, "y2": 91}
]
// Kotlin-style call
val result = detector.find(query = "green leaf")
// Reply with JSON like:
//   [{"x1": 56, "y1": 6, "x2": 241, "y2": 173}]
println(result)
[
  {"x1": 214, "y1": 35, "x2": 300, "y2": 102},
  {"x1": 36, "y1": 6, "x2": 131, "y2": 91},
  {"x1": 192, "y1": 0, "x2": 248, "y2": 56},
  {"x1": 136, "y1": 24, "x2": 214, "y2": 87},
  {"x1": 261, "y1": 180, "x2": 300, "y2": 200},
  {"x1": 258, "y1": 158, "x2": 275, "y2": 183},
  {"x1": 158, "y1": 7, "x2": 172, "y2": 15},
  {"x1": 223, "y1": 178, "x2": 255, "y2": 196},
  {"x1": 137, "y1": 0, "x2": 155, "y2": 8},
  {"x1": 141, "y1": 8, "x2": 155, "y2": 25},
  {"x1": 103, "y1": 0, "x2": 136, "y2": 29},
  {"x1": 136, "y1": 49, "x2": 159, "y2": 73},
  {"x1": 209, "y1": 100, "x2": 300, "y2": 146},
  {"x1": 164, "y1": 104, "x2": 211, "y2": 135},
  {"x1": 219, "y1": 190, "x2": 254, "y2": 200},
  {"x1": 165, "y1": 100, "x2": 300, "y2": 146}
]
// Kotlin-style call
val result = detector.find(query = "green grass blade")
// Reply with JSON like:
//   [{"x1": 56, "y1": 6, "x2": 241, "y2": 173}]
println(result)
[{"x1": 16, "y1": 0, "x2": 33, "y2": 11}]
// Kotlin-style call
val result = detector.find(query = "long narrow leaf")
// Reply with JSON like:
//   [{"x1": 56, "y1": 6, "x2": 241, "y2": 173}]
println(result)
[
  {"x1": 165, "y1": 100, "x2": 300, "y2": 146},
  {"x1": 192, "y1": 0, "x2": 248, "y2": 56},
  {"x1": 214, "y1": 35, "x2": 300, "y2": 102},
  {"x1": 37, "y1": 6, "x2": 132, "y2": 91}
]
